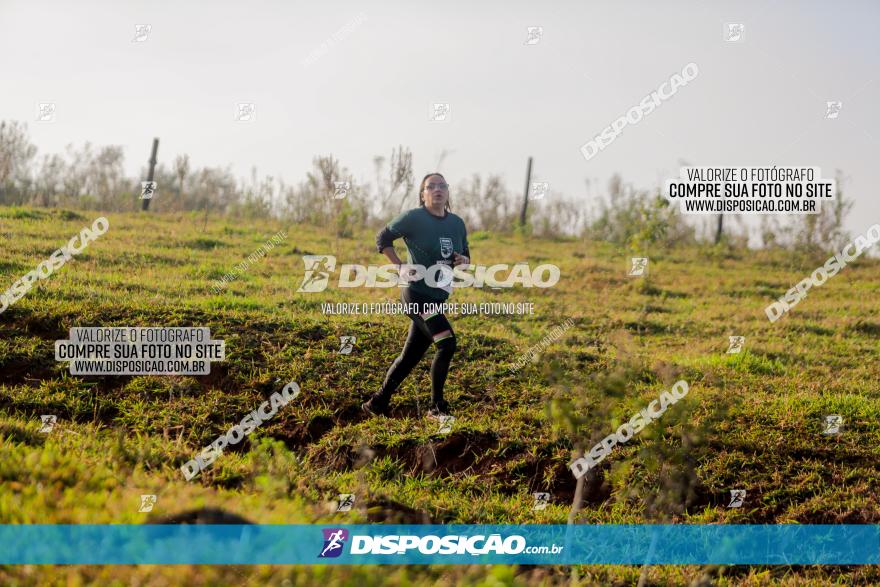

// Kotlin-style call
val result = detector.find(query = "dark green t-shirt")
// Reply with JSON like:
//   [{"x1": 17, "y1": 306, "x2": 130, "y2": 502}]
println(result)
[{"x1": 385, "y1": 207, "x2": 469, "y2": 301}]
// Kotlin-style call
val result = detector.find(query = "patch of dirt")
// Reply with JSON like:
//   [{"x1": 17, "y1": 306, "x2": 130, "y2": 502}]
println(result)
[
  {"x1": 848, "y1": 320, "x2": 880, "y2": 336},
  {"x1": 198, "y1": 363, "x2": 233, "y2": 391},
  {"x1": 414, "y1": 431, "x2": 500, "y2": 476},
  {"x1": 366, "y1": 498, "x2": 432, "y2": 524},
  {"x1": 148, "y1": 507, "x2": 254, "y2": 525},
  {"x1": 0, "y1": 358, "x2": 58, "y2": 388},
  {"x1": 623, "y1": 320, "x2": 670, "y2": 335},
  {"x1": 791, "y1": 509, "x2": 880, "y2": 524}
]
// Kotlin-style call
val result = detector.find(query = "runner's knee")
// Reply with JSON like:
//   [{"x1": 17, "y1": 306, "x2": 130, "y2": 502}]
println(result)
[
  {"x1": 423, "y1": 312, "x2": 455, "y2": 352},
  {"x1": 434, "y1": 333, "x2": 456, "y2": 353}
]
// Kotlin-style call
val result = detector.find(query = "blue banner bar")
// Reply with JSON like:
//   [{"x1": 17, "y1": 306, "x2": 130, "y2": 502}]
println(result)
[{"x1": 1, "y1": 525, "x2": 878, "y2": 565}]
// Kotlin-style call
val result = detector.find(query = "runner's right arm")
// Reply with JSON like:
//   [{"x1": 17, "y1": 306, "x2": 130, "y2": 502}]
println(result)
[
  {"x1": 376, "y1": 227, "x2": 403, "y2": 265},
  {"x1": 376, "y1": 211, "x2": 416, "y2": 266}
]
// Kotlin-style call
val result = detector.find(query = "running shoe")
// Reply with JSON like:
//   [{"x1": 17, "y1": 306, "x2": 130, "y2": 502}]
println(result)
[
  {"x1": 426, "y1": 401, "x2": 451, "y2": 420},
  {"x1": 361, "y1": 397, "x2": 389, "y2": 417}
]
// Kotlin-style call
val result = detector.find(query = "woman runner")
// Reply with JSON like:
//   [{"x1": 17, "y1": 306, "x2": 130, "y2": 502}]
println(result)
[{"x1": 362, "y1": 172, "x2": 470, "y2": 419}]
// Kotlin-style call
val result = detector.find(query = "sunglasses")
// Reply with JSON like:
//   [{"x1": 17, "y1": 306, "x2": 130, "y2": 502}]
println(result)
[{"x1": 425, "y1": 183, "x2": 449, "y2": 191}]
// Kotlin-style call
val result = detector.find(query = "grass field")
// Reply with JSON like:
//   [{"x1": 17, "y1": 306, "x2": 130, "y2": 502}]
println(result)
[{"x1": 1, "y1": 206, "x2": 879, "y2": 586}]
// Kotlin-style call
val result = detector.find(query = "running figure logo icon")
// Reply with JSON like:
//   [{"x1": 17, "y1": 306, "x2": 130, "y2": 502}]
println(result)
[
  {"x1": 439, "y1": 238, "x2": 453, "y2": 259},
  {"x1": 333, "y1": 181, "x2": 350, "y2": 199},
  {"x1": 138, "y1": 494, "x2": 157, "y2": 512},
  {"x1": 728, "y1": 489, "x2": 746, "y2": 508},
  {"x1": 822, "y1": 415, "x2": 842, "y2": 435},
  {"x1": 727, "y1": 336, "x2": 745, "y2": 354},
  {"x1": 132, "y1": 24, "x2": 152, "y2": 42},
  {"x1": 524, "y1": 26, "x2": 543, "y2": 45},
  {"x1": 140, "y1": 181, "x2": 157, "y2": 200},
  {"x1": 319, "y1": 528, "x2": 349, "y2": 558},
  {"x1": 235, "y1": 103, "x2": 256, "y2": 122},
  {"x1": 429, "y1": 103, "x2": 450, "y2": 122},
  {"x1": 725, "y1": 23, "x2": 744, "y2": 42},
  {"x1": 437, "y1": 415, "x2": 455, "y2": 435},
  {"x1": 338, "y1": 336, "x2": 356, "y2": 355},
  {"x1": 39, "y1": 415, "x2": 57, "y2": 433},
  {"x1": 336, "y1": 494, "x2": 355, "y2": 512},
  {"x1": 629, "y1": 257, "x2": 648, "y2": 276},
  {"x1": 36, "y1": 103, "x2": 56, "y2": 122},
  {"x1": 533, "y1": 492, "x2": 550, "y2": 510},
  {"x1": 298, "y1": 255, "x2": 336, "y2": 292},
  {"x1": 825, "y1": 101, "x2": 842, "y2": 119},
  {"x1": 529, "y1": 182, "x2": 549, "y2": 200}
]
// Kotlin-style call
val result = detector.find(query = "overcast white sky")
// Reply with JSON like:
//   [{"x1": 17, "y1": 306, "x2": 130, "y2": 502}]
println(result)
[{"x1": 3, "y1": 0, "x2": 879, "y2": 238}]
